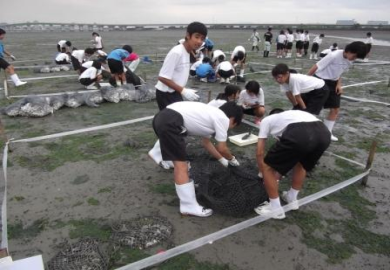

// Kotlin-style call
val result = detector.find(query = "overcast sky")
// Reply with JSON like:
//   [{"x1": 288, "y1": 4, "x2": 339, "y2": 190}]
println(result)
[{"x1": 2, "y1": 0, "x2": 389, "y2": 25}]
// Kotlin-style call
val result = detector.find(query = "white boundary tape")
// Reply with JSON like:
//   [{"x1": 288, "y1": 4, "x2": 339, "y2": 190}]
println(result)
[
  {"x1": 119, "y1": 170, "x2": 369, "y2": 270},
  {"x1": 11, "y1": 58, "x2": 52, "y2": 64},
  {"x1": 341, "y1": 95, "x2": 390, "y2": 106},
  {"x1": 342, "y1": 80, "x2": 386, "y2": 89},
  {"x1": 1, "y1": 142, "x2": 9, "y2": 249},
  {"x1": 7, "y1": 74, "x2": 78, "y2": 82}
]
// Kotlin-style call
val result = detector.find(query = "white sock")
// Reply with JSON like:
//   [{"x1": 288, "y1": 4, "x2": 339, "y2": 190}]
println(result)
[
  {"x1": 239, "y1": 69, "x2": 244, "y2": 77},
  {"x1": 269, "y1": 197, "x2": 281, "y2": 209},
  {"x1": 323, "y1": 119, "x2": 335, "y2": 132},
  {"x1": 10, "y1": 74, "x2": 20, "y2": 84},
  {"x1": 116, "y1": 81, "x2": 121, "y2": 86},
  {"x1": 288, "y1": 188, "x2": 299, "y2": 201}
]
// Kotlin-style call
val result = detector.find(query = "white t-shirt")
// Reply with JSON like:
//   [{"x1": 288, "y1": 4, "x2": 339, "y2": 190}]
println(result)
[
  {"x1": 231, "y1": 46, "x2": 245, "y2": 60},
  {"x1": 280, "y1": 74, "x2": 325, "y2": 95},
  {"x1": 216, "y1": 61, "x2": 234, "y2": 72},
  {"x1": 94, "y1": 36, "x2": 103, "y2": 48},
  {"x1": 212, "y1": 50, "x2": 226, "y2": 63},
  {"x1": 300, "y1": 33, "x2": 305, "y2": 41},
  {"x1": 258, "y1": 110, "x2": 320, "y2": 139},
  {"x1": 79, "y1": 66, "x2": 101, "y2": 80},
  {"x1": 155, "y1": 43, "x2": 190, "y2": 93},
  {"x1": 190, "y1": 60, "x2": 202, "y2": 71},
  {"x1": 315, "y1": 50, "x2": 353, "y2": 80},
  {"x1": 71, "y1": 50, "x2": 85, "y2": 63},
  {"x1": 313, "y1": 36, "x2": 323, "y2": 45},
  {"x1": 208, "y1": 99, "x2": 227, "y2": 108},
  {"x1": 82, "y1": 61, "x2": 106, "y2": 70},
  {"x1": 238, "y1": 88, "x2": 265, "y2": 106},
  {"x1": 57, "y1": 40, "x2": 68, "y2": 48},
  {"x1": 167, "y1": 101, "x2": 230, "y2": 142},
  {"x1": 304, "y1": 33, "x2": 310, "y2": 42},
  {"x1": 287, "y1": 34, "x2": 294, "y2": 43},
  {"x1": 96, "y1": 50, "x2": 107, "y2": 57},
  {"x1": 277, "y1": 34, "x2": 287, "y2": 44},
  {"x1": 55, "y1": 53, "x2": 70, "y2": 62},
  {"x1": 365, "y1": 37, "x2": 373, "y2": 44}
]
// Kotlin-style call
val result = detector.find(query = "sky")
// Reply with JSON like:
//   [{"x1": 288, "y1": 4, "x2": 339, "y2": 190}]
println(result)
[{"x1": 2, "y1": 0, "x2": 390, "y2": 25}]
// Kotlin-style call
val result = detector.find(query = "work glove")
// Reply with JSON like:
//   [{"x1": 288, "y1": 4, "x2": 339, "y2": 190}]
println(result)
[
  {"x1": 10, "y1": 55, "x2": 16, "y2": 61},
  {"x1": 228, "y1": 156, "x2": 240, "y2": 166},
  {"x1": 181, "y1": 88, "x2": 199, "y2": 101},
  {"x1": 218, "y1": 157, "x2": 229, "y2": 168}
]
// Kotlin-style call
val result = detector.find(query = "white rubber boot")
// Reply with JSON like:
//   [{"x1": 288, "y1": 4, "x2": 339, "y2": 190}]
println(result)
[
  {"x1": 148, "y1": 140, "x2": 174, "y2": 169},
  {"x1": 309, "y1": 54, "x2": 313, "y2": 59},
  {"x1": 10, "y1": 74, "x2": 27, "y2": 87},
  {"x1": 175, "y1": 182, "x2": 213, "y2": 217},
  {"x1": 314, "y1": 53, "x2": 318, "y2": 60}
]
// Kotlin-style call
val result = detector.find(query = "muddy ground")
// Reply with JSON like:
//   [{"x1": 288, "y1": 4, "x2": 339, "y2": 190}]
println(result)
[{"x1": 1, "y1": 29, "x2": 390, "y2": 270}]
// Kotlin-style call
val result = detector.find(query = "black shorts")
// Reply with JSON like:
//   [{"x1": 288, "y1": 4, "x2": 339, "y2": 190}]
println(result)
[
  {"x1": 296, "y1": 41, "x2": 303, "y2": 49},
  {"x1": 277, "y1": 43, "x2": 285, "y2": 50},
  {"x1": 303, "y1": 41, "x2": 310, "y2": 50},
  {"x1": 300, "y1": 85, "x2": 329, "y2": 115},
  {"x1": 71, "y1": 55, "x2": 82, "y2": 71},
  {"x1": 153, "y1": 109, "x2": 187, "y2": 161},
  {"x1": 232, "y1": 53, "x2": 246, "y2": 63},
  {"x1": 0, "y1": 58, "x2": 10, "y2": 70},
  {"x1": 218, "y1": 69, "x2": 234, "y2": 79},
  {"x1": 108, "y1": 59, "x2": 124, "y2": 75},
  {"x1": 189, "y1": 70, "x2": 196, "y2": 76},
  {"x1": 315, "y1": 76, "x2": 340, "y2": 109},
  {"x1": 286, "y1": 42, "x2": 293, "y2": 50},
  {"x1": 264, "y1": 121, "x2": 330, "y2": 175},
  {"x1": 55, "y1": 60, "x2": 69, "y2": 65},
  {"x1": 155, "y1": 89, "x2": 183, "y2": 111},
  {"x1": 366, "y1": 44, "x2": 372, "y2": 54},
  {"x1": 311, "y1": 43, "x2": 319, "y2": 53},
  {"x1": 79, "y1": 77, "x2": 97, "y2": 86},
  {"x1": 319, "y1": 53, "x2": 327, "y2": 58}
]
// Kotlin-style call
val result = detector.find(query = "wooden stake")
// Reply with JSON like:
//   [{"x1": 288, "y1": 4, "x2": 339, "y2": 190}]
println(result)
[
  {"x1": 207, "y1": 90, "x2": 212, "y2": 103},
  {"x1": 361, "y1": 140, "x2": 377, "y2": 186}
]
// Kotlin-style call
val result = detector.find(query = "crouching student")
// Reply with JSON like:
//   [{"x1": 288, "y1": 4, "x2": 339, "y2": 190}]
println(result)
[
  {"x1": 55, "y1": 50, "x2": 71, "y2": 65},
  {"x1": 0, "y1": 28, "x2": 27, "y2": 87},
  {"x1": 196, "y1": 57, "x2": 215, "y2": 82},
  {"x1": 208, "y1": 84, "x2": 240, "y2": 108},
  {"x1": 272, "y1": 63, "x2": 329, "y2": 115},
  {"x1": 152, "y1": 101, "x2": 243, "y2": 217},
  {"x1": 238, "y1": 80, "x2": 265, "y2": 125},
  {"x1": 71, "y1": 47, "x2": 95, "y2": 74},
  {"x1": 255, "y1": 109, "x2": 331, "y2": 219},
  {"x1": 57, "y1": 40, "x2": 72, "y2": 53},
  {"x1": 124, "y1": 51, "x2": 140, "y2": 72},
  {"x1": 230, "y1": 45, "x2": 246, "y2": 82},
  {"x1": 211, "y1": 49, "x2": 226, "y2": 67},
  {"x1": 107, "y1": 45, "x2": 133, "y2": 87},
  {"x1": 79, "y1": 60, "x2": 102, "y2": 90},
  {"x1": 216, "y1": 60, "x2": 235, "y2": 84}
]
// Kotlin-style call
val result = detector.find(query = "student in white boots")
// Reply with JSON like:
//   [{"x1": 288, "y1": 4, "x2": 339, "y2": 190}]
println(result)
[
  {"x1": 149, "y1": 22, "x2": 207, "y2": 170},
  {"x1": 230, "y1": 45, "x2": 246, "y2": 82},
  {"x1": 78, "y1": 60, "x2": 102, "y2": 90},
  {"x1": 248, "y1": 28, "x2": 261, "y2": 52},
  {"x1": 152, "y1": 101, "x2": 243, "y2": 217},
  {"x1": 307, "y1": 41, "x2": 367, "y2": 141},
  {"x1": 272, "y1": 64, "x2": 329, "y2": 115},
  {"x1": 254, "y1": 109, "x2": 331, "y2": 219},
  {"x1": 310, "y1": 34, "x2": 324, "y2": 60},
  {"x1": 0, "y1": 28, "x2": 27, "y2": 87}
]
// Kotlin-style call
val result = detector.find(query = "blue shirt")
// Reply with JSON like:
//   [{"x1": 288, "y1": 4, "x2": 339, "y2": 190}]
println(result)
[
  {"x1": 196, "y1": 63, "x2": 215, "y2": 78},
  {"x1": 0, "y1": 41, "x2": 4, "y2": 58},
  {"x1": 107, "y1": 49, "x2": 130, "y2": 61}
]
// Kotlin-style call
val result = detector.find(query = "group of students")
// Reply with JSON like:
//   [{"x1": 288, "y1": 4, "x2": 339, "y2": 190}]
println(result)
[
  {"x1": 147, "y1": 21, "x2": 370, "y2": 219},
  {"x1": 55, "y1": 32, "x2": 141, "y2": 89}
]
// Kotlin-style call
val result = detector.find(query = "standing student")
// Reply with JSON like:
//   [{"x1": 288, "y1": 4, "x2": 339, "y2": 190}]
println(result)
[
  {"x1": 238, "y1": 80, "x2": 265, "y2": 124},
  {"x1": 71, "y1": 47, "x2": 95, "y2": 74},
  {"x1": 310, "y1": 34, "x2": 325, "y2": 60},
  {"x1": 0, "y1": 28, "x2": 27, "y2": 87},
  {"x1": 285, "y1": 29, "x2": 294, "y2": 58},
  {"x1": 230, "y1": 45, "x2": 246, "y2": 82},
  {"x1": 78, "y1": 60, "x2": 102, "y2": 89},
  {"x1": 295, "y1": 29, "x2": 303, "y2": 57},
  {"x1": 263, "y1": 28, "x2": 273, "y2": 57},
  {"x1": 364, "y1": 32, "x2": 373, "y2": 62},
  {"x1": 208, "y1": 84, "x2": 240, "y2": 108},
  {"x1": 276, "y1": 30, "x2": 287, "y2": 58},
  {"x1": 254, "y1": 109, "x2": 331, "y2": 219},
  {"x1": 148, "y1": 22, "x2": 208, "y2": 170},
  {"x1": 307, "y1": 41, "x2": 367, "y2": 141},
  {"x1": 91, "y1": 32, "x2": 103, "y2": 51},
  {"x1": 107, "y1": 45, "x2": 133, "y2": 87},
  {"x1": 248, "y1": 29, "x2": 261, "y2": 52},
  {"x1": 153, "y1": 101, "x2": 243, "y2": 217},
  {"x1": 57, "y1": 40, "x2": 72, "y2": 53},
  {"x1": 272, "y1": 63, "x2": 329, "y2": 115},
  {"x1": 303, "y1": 30, "x2": 310, "y2": 56}
]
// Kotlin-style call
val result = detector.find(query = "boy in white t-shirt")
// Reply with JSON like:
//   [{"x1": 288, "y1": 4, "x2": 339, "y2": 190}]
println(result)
[
  {"x1": 230, "y1": 45, "x2": 246, "y2": 82},
  {"x1": 307, "y1": 41, "x2": 367, "y2": 141},
  {"x1": 364, "y1": 32, "x2": 373, "y2": 62},
  {"x1": 57, "y1": 40, "x2": 72, "y2": 53},
  {"x1": 208, "y1": 84, "x2": 240, "y2": 108},
  {"x1": 55, "y1": 51, "x2": 71, "y2": 65},
  {"x1": 254, "y1": 109, "x2": 331, "y2": 219},
  {"x1": 153, "y1": 101, "x2": 243, "y2": 217},
  {"x1": 272, "y1": 64, "x2": 329, "y2": 115},
  {"x1": 237, "y1": 80, "x2": 265, "y2": 124},
  {"x1": 310, "y1": 34, "x2": 324, "y2": 60},
  {"x1": 91, "y1": 32, "x2": 103, "y2": 51},
  {"x1": 71, "y1": 47, "x2": 95, "y2": 74},
  {"x1": 78, "y1": 60, "x2": 102, "y2": 89}
]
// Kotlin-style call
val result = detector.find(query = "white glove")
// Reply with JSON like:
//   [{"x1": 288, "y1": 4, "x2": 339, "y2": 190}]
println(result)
[
  {"x1": 218, "y1": 157, "x2": 229, "y2": 168},
  {"x1": 181, "y1": 88, "x2": 199, "y2": 101},
  {"x1": 228, "y1": 156, "x2": 240, "y2": 166},
  {"x1": 10, "y1": 55, "x2": 16, "y2": 61}
]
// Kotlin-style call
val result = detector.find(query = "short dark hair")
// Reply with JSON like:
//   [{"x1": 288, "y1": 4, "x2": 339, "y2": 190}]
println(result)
[
  {"x1": 320, "y1": 34, "x2": 325, "y2": 38},
  {"x1": 122, "y1": 45, "x2": 133, "y2": 54},
  {"x1": 271, "y1": 63, "x2": 289, "y2": 77},
  {"x1": 219, "y1": 101, "x2": 243, "y2": 126},
  {"x1": 92, "y1": 32, "x2": 100, "y2": 36},
  {"x1": 187, "y1": 22, "x2": 207, "y2": 37},
  {"x1": 84, "y1": 48, "x2": 95, "y2": 55},
  {"x1": 344, "y1": 41, "x2": 367, "y2": 59},
  {"x1": 0, "y1": 28, "x2": 6, "y2": 35},
  {"x1": 217, "y1": 54, "x2": 225, "y2": 62},
  {"x1": 92, "y1": 60, "x2": 102, "y2": 69},
  {"x1": 65, "y1": 41, "x2": 72, "y2": 47},
  {"x1": 202, "y1": 56, "x2": 211, "y2": 64},
  {"x1": 366, "y1": 32, "x2": 372, "y2": 37},
  {"x1": 216, "y1": 84, "x2": 241, "y2": 101},
  {"x1": 245, "y1": 80, "x2": 260, "y2": 95},
  {"x1": 269, "y1": 108, "x2": 284, "y2": 115}
]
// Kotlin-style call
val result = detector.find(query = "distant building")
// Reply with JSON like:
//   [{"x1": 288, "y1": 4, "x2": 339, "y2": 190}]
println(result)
[
  {"x1": 367, "y1": 21, "x2": 389, "y2": 25},
  {"x1": 336, "y1": 19, "x2": 356, "y2": 25}
]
